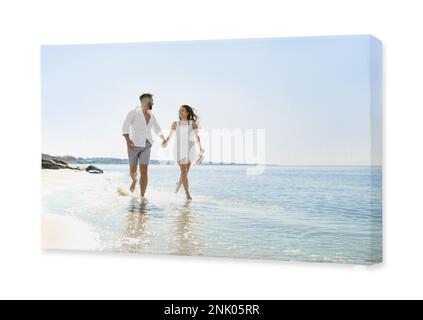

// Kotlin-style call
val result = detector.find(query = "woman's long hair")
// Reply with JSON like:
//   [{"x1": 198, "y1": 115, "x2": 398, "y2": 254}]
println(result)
[{"x1": 180, "y1": 105, "x2": 199, "y2": 123}]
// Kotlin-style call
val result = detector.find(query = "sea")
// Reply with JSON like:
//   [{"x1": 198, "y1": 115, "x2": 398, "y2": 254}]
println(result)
[{"x1": 42, "y1": 164, "x2": 383, "y2": 264}]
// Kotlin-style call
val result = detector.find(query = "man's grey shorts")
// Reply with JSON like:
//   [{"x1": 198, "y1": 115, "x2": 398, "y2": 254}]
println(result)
[{"x1": 128, "y1": 140, "x2": 152, "y2": 166}]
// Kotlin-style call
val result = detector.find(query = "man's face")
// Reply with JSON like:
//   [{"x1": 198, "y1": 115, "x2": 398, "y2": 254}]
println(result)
[{"x1": 142, "y1": 97, "x2": 154, "y2": 109}]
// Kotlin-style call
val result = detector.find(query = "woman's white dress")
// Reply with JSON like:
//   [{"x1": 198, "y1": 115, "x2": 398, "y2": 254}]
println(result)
[{"x1": 174, "y1": 120, "x2": 197, "y2": 164}]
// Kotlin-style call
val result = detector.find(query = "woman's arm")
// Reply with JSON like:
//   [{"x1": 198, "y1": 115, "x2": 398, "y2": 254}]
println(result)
[
  {"x1": 161, "y1": 122, "x2": 177, "y2": 148},
  {"x1": 192, "y1": 121, "x2": 204, "y2": 153}
]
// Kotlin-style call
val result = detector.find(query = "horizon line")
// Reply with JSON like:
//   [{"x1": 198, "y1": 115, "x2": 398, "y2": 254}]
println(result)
[{"x1": 42, "y1": 153, "x2": 381, "y2": 167}]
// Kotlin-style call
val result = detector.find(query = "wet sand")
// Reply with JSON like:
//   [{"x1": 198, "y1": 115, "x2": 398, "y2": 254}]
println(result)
[
  {"x1": 41, "y1": 213, "x2": 100, "y2": 250},
  {"x1": 41, "y1": 169, "x2": 101, "y2": 251}
]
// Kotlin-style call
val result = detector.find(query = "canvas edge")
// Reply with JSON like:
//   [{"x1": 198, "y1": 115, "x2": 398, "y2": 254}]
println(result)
[{"x1": 369, "y1": 35, "x2": 383, "y2": 264}]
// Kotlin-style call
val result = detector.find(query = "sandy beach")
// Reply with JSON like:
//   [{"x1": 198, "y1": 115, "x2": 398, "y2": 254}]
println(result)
[{"x1": 41, "y1": 213, "x2": 100, "y2": 250}]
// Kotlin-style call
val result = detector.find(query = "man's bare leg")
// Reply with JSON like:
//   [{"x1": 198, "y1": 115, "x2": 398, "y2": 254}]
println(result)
[
  {"x1": 139, "y1": 164, "x2": 149, "y2": 198},
  {"x1": 129, "y1": 165, "x2": 138, "y2": 193}
]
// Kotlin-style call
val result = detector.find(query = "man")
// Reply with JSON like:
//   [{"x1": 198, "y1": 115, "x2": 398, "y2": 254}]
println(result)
[{"x1": 122, "y1": 93, "x2": 166, "y2": 198}]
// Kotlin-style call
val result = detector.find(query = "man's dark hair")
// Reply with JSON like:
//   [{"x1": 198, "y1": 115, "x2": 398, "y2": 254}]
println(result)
[{"x1": 139, "y1": 93, "x2": 153, "y2": 101}]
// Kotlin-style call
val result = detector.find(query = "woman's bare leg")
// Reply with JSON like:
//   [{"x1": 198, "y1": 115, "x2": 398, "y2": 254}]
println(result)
[
  {"x1": 178, "y1": 163, "x2": 192, "y2": 200},
  {"x1": 175, "y1": 178, "x2": 182, "y2": 193},
  {"x1": 176, "y1": 163, "x2": 191, "y2": 193}
]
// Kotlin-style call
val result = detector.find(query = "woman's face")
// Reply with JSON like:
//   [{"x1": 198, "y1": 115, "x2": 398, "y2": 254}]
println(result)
[{"x1": 179, "y1": 106, "x2": 189, "y2": 119}]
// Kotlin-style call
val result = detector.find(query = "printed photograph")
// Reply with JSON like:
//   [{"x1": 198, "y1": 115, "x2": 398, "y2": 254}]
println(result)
[{"x1": 41, "y1": 35, "x2": 382, "y2": 264}]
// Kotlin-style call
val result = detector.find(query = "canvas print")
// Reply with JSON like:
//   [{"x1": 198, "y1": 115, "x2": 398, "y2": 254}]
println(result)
[{"x1": 41, "y1": 35, "x2": 382, "y2": 264}]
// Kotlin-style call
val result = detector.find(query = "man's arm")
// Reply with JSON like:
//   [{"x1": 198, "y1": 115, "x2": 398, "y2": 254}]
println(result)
[
  {"x1": 152, "y1": 115, "x2": 166, "y2": 142},
  {"x1": 122, "y1": 111, "x2": 135, "y2": 149},
  {"x1": 123, "y1": 134, "x2": 134, "y2": 149}
]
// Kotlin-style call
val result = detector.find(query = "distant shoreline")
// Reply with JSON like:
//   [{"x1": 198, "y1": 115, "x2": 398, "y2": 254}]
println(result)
[
  {"x1": 42, "y1": 152, "x2": 381, "y2": 167},
  {"x1": 78, "y1": 162, "x2": 382, "y2": 167}
]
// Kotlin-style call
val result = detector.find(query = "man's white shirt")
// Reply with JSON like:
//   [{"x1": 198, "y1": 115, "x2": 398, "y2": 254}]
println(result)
[{"x1": 122, "y1": 106, "x2": 163, "y2": 147}]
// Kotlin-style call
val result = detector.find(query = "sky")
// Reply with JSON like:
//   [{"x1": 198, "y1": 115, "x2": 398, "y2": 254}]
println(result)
[{"x1": 41, "y1": 35, "x2": 382, "y2": 165}]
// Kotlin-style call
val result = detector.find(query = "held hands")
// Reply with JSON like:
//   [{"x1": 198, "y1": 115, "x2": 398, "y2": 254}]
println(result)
[{"x1": 161, "y1": 138, "x2": 169, "y2": 148}]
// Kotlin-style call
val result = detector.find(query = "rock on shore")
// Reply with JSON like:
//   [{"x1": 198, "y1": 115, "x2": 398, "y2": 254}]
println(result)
[
  {"x1": 42, "y1": 154, "x2": 102, "y2": 174},
  {"x1": 85, "y1": 165, "x2": 103, "y2": 174}
]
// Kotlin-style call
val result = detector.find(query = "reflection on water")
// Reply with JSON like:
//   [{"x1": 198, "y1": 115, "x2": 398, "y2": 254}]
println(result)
[
  {"x1": 119, "y1": 198, "x2": 150, "y2": 253},
  {"x1": 118, "y1": 198, "x2": 204, "y2": 256},
  {"x1": 173, "y1": 200, "x2": 203, "y2": 256}
]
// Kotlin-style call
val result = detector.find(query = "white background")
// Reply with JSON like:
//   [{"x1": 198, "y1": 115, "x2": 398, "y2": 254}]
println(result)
[{"x1": 0, "y1": 0, "x2": 422, "y2": 300}]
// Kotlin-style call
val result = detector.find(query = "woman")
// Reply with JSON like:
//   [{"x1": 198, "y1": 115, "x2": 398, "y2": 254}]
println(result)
[{"x1": 162, "y1": 105, "x2": 204, "y2": 200}]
